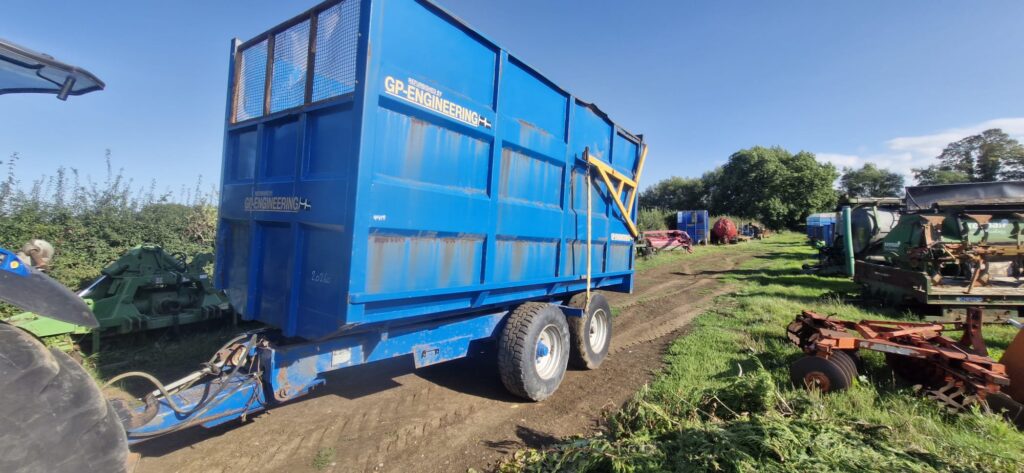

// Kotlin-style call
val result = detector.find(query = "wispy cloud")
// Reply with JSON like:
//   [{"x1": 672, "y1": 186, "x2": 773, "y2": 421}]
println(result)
[{"x1": 816, "y1": 117, "x2": 1024, "y2": 184}]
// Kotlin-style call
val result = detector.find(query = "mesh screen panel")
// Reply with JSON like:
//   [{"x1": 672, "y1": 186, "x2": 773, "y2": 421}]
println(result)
[
  {"x1": 312, "y1": 0, "x2": 360, "y2": 102},
  {"x1": 235, "y1": 40, "x2": 268, "y2": 122},
  {"x1": 270, "y1": 20, "x2": 311, "y2": 113}
]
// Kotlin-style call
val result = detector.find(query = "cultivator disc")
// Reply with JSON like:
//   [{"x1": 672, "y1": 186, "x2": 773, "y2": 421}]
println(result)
[
  {"x1": 786, "y1": 309, "x2": 1012, "y2": 413},
  {"x1": 922, "y1": 381, "x2": 985, "y2": 413}
]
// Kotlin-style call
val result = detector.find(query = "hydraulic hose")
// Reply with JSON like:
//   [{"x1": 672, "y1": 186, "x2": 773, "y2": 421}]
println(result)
[{"x1": 102, "y1": 371, "x2": 191, "y2": 415}]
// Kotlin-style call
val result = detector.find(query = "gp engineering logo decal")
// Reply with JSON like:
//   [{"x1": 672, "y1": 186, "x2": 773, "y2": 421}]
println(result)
[
  {"x1": 244, "y1": 191, "x2": 311, "y2": 213},
  {"x1": 384, "y1": 76, "x2": 492, "y2": 129}
]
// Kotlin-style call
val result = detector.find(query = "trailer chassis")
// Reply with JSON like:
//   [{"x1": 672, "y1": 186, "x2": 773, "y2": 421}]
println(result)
[{"x1": 113, "y1": 304, "x2": 584, "y2": 443}]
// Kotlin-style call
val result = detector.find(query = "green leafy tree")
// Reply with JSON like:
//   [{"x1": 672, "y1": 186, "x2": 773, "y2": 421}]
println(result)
[
  {"x1": 911, "y1": 166, "x2": 971, "y2": 185},
  {"x1": 839, "y1": 163, "x2": 904, "y2": 197},
  {"x1": 638, "y1": 176, "x2": 707, "y2": 211},
  {"x1": 711, "y1": 146, "x2": 837, "y2": 230},
  {"x1": 913, "y1": 128, "x2": 1024, "y2": 184}
]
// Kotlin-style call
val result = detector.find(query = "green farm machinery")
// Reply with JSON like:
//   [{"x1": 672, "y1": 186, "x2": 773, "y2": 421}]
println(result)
[
  {"x1": 855, "y1": 182, "x2": 1024, "y2": 320},
  {"x1": 7, "y1": 245, "x2": 232, "y2": 351},
  {"x1": 813, "y1": 182, "x2": 1024, "y2": 320}
]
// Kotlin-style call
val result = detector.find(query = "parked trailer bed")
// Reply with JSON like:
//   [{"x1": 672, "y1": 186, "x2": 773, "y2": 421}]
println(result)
[{"x1": 117, "y1": 0, "x2": 646, "y2": 442}]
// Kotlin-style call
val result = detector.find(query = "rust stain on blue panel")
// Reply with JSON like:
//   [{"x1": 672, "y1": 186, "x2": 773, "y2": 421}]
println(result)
[
  {"x1": 366, "y1": 233, "x2": 482, "y2": 294},
  {"x1": 499, "y1": 149, "x2": 562, "y2": 207},
  {"x1": 377, "y1": 108, "x2": 490, "y2": 194},
  {"x1": 403, "y1": 117, "x2": 427, "y2": 178}
]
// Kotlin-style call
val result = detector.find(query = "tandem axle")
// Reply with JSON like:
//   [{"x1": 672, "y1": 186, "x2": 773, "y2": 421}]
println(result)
[{"x1": 113, "y1": 298, "x2": 604, "y2": 444}]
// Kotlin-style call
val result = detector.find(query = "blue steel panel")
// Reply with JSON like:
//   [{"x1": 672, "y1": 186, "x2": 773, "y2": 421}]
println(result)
[
  {"x1": 372, "y1": 107, "x2": 491, "y2": 194},
  {"x1": 229, "y1": 128, "x2": 257, "y2": 181},
  {"x1": 498, "y1": 148, "x2": 563, "y2": 207},
  {"x1": 218, "y1": 0, "x2": 641, "y2": 339},
  {"x1": 493, "y1": 237, "x2": 559, "y2": 283},
  {"x1": 364, "y1": 232, "x2": 484, "y2": 295},
  {"x1": 263, "y1": 117, "x2": 300, "y2": 179},
  {"x1": 377, "y1": 0, "x2": 497, "y2": 108},
  {"x1": 295, "y1": 225, "x2": 349, "y2": 338},
  {"x1": 612, "y1": 132, "x2": 639, "y2": 179},
  {"x1": 256, "y1": 223, "x2": 294, "y2": 328},
  {"x1": 500, "y1": 58, "x2": 567, "y2": 139},
  {"x1": 305, "y1": 105, "x2": 356, "y2": 176},
  {"x1": 220, "y1": 220, "x2": 251, "y2": 316}
]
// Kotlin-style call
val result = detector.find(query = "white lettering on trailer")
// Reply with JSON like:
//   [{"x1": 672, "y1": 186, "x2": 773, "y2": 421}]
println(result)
[
  {"x1": 311, "y1": 270, "x2": 332, "y2": 284},
  {"x1": 611, "y1": 233, "x2": 632, "y2": 242},
  {"x1": 244, "y1": 191, "x2": 311, "y2": 213},
  {"x1": 384, "y1": 76, "x2": 492, "y2": 128}
]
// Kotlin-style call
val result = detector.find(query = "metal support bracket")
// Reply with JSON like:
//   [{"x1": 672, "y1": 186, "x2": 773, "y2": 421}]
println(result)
[{"x1": 583, "y1": 144, "x2": 647, "y2": 238}]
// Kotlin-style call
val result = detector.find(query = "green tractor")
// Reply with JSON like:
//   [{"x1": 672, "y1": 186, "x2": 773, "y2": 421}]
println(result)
[
  {"x1": 848, "y1": 182, "x2": 1024, "y2": 320},
  {"x1": 8, "y1": 245, "x2": 232, "y2": 351}
]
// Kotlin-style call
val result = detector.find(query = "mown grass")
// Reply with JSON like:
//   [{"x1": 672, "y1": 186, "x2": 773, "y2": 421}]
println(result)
[{"x1": 502, "y1": 233, "x2": 1024, "y2": 472}]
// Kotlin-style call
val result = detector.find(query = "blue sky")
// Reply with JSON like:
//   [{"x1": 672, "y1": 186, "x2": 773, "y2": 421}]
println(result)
[{"x1": 2, "y1": 0, "x2": 1023, "y2": 196}]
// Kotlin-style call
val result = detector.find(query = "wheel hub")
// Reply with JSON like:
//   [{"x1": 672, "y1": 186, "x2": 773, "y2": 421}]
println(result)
[
  {"x1": 535, "y1": 324, "x2": 562, "y2": 380},
  {"x1": 803, "y1": 372, "x2": 832, "y2": 391},
  {"x1": 589, "y1": 308, "x2": 609, "y2": 352}
]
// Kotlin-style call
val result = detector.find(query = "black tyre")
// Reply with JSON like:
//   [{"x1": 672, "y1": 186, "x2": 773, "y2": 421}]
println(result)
[
  {"x1": 0, "y1": 323, "x2": 128, "y2": 473},
  {"x1": 498, "y1": 303, "x2": 570, "y2": 401},
  {"x1": 567, "y1": 292, "x2": 612, "y2": 370},
  {"x1": 790, "y1": 355, "x2": 851, "y2": 393}
]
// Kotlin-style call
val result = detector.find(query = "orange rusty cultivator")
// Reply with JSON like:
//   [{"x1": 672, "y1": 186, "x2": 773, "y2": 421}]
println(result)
[{"x1": 786, "y1": 307, "x2": 1024, "y2": 414}]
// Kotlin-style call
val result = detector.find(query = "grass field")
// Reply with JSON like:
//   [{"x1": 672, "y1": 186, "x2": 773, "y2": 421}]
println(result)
[{"x1": 502, "y1": 233, "x2": 1024, "y2": 473}]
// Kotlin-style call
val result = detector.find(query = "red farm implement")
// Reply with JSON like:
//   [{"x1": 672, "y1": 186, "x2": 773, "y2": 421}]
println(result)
[
  {"x1": 786, "y1": 307, "x2": 1024, "y2": 415},
  {"x1": 642, "y1": 230, "x2": 694, "y2": 253}
]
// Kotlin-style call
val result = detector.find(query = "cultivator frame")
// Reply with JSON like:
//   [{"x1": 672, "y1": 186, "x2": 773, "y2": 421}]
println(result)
[{"x1": 786, "y1": 307, "x2": 1011, "y2": 410}]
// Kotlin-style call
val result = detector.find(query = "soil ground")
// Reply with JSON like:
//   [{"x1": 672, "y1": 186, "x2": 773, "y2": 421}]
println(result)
[{"x1": 133, "y1": 248, "x2": 763, "y2": 473}]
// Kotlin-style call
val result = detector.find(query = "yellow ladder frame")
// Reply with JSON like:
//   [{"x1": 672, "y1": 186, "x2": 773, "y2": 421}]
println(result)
[{"x1": 584, "y1": 144, "x2": 647, "y2": 238}]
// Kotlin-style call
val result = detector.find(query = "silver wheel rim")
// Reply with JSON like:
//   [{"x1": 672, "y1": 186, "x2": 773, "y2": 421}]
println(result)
[
  {"x1": 535, "y1": 324, "x2": 562, "y2": 380},
  {"x1": 589, "y1": 308, "x2": 609, "y2": 353}
]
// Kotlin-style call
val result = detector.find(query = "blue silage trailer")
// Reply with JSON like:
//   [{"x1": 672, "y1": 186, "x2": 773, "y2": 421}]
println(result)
[
  {"x1": 115, "y1": 0, "x2": 646, "y2": 442},
  {"x1": 677, "y1": 210, "x2": 710, "y2": 244}
]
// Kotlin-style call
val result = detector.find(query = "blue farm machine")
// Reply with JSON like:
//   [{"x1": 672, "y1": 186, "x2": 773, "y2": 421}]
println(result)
[{"x1": 0, "y1": 1, "x2": 647, "y2": 471}]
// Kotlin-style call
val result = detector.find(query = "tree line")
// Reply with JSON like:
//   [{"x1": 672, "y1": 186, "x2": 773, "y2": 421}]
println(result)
[{"x1": 640, "y1": 128, "x2": 1024, "y2": 230}]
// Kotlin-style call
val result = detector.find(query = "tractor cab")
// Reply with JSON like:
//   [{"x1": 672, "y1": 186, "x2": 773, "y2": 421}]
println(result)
[{"x1": 0, "y1": 38, "x2": 104, "y2": 99}]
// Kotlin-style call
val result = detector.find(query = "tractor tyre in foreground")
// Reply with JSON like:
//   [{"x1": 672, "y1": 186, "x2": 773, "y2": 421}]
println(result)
[
  {"x1": 790, "y1": 355, "x2": 852, "y2": 393},
  {"x1": 0, "y1": 323, "x2": 128, "y2": 473},
  {"x1": 498, "y1": 303, "x2": 570, "y2": 401},
  {"x1": 567, "y1": 292, "x2": 612, "y2": 370}
]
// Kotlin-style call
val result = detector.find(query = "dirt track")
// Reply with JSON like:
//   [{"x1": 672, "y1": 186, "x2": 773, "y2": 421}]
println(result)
[{"x1": 134, "y1": 250, "x2": 758, "y2": 473}]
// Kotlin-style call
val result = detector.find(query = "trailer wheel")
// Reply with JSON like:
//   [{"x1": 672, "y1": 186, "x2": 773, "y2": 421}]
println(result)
[
  {"x1": 0, "y1": 323, "x2": 128, "y2": 473},
  {"x1": 567, "y1": 293, "x2": 612, "y2": 370},
  {"x1": 790, "y1": 355, "x2": 851, "y2": 392},
  {"x1": 498, "y1": 303, "x2": 570, "y2": 401}
]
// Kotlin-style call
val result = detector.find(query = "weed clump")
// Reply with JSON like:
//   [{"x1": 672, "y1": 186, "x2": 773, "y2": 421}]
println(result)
[{"x1": 311, "y1": 447, "x2": 335, "y2": 471}]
